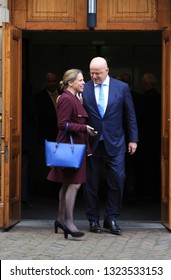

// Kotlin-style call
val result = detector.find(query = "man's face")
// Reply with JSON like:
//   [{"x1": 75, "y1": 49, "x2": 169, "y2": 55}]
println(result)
[{"x1": 89, "y1": 66, "x2": 109, "y2": 84}]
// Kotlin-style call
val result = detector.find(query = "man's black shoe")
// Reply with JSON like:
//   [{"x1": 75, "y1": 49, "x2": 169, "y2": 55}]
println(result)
[
  {"x1": 103, "y1": 220, "x2": 122, "y2": 235},
  {"x1": 89, "y1": 221, "x2": 102, "y2": 233}
]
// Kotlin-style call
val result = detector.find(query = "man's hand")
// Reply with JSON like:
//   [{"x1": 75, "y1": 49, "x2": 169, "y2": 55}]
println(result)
[{"x1": 128, "y1": 142, "x2": 137, "y2": 155}]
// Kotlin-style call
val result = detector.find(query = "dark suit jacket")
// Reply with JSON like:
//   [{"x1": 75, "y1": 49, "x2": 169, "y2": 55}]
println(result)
[
  {"x1": 34, "y1": 89, "x2": 58, "y2": 142},
  {"x1": 82, "y1": 77, "x2": 138, "y2": 156}
]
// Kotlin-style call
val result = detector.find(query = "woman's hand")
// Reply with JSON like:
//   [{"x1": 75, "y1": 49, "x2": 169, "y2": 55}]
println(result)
[
  {"x1": 76, "y1": 93, "x2": 83, "y2": 104},
  {"x1": 87, "y1": 125, "x2": 98, "y2": 136}
]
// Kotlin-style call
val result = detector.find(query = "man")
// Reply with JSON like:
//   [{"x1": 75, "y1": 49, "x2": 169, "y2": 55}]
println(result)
[
  {"x1": 82, "y1": 57, "x2": 138, "y2": 235},
  {"x1": 34, "y1": 72, "x2": 59, "y2": 143}
]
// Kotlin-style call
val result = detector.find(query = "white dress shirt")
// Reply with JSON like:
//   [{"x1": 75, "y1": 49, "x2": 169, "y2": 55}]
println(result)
[{"x1": 94, "y1": 75, "x2": 109, "y2": 114}]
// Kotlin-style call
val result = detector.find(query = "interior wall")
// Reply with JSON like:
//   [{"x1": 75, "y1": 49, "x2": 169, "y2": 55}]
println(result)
[{"x1": 22, "y1": 31, "x2": 162, "y2": 95}]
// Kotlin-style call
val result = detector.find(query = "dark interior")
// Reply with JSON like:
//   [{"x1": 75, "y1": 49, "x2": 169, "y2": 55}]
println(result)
[{"x1": 21, "y1": 30, "x2": 162, "y2": 221}]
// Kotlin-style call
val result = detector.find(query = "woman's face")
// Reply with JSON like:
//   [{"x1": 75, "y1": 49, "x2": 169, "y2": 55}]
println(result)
[{"x1": 71, "y1": 73, "x2": 85, "y2": 93}]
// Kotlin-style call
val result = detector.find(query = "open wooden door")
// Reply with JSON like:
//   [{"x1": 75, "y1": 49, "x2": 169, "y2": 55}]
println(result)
[
  {"x1": 0, "y1": 23, "x2": 22, "y2": 229},
  {"x1": 161, "y1": 26, "x2": 171, "y2": 230}
]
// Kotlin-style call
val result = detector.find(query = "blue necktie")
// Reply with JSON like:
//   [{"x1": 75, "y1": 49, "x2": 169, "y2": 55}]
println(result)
[{"x1": 98, "y1": 84, "x2": 104, "y2": 117}]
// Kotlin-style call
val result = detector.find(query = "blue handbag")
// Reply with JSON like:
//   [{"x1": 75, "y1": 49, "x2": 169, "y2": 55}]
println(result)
[{"x1": 45, "y1": 123, "x2": 86, "y2": 169}]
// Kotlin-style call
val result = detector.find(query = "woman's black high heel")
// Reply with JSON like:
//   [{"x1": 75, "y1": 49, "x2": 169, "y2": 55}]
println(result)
[
  {"x1": 63, "y1": 225, "x2": 85, "y2": 239},
  {"x1": 54, "y1": 220, "x2": 64, "y2": 233}
]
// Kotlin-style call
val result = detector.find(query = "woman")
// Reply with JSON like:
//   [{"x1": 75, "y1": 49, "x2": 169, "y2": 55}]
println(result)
[{"x1": 47, "y1": 69, "x2": 94, "y2": 239}]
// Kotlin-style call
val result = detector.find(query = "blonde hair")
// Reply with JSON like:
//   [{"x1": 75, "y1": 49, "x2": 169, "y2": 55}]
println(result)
[{"x1": 60, "y1": 69, "x2": 82, "y2": 91}]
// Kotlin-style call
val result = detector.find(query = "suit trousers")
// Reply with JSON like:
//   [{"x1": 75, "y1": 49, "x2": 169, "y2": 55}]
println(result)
[{"x1": 84, "y1": 141, "x2": 125, "y2": 223}]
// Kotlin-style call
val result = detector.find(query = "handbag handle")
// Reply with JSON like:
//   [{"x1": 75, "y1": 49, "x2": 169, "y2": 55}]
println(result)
[
  {"x1": 57, "y1": 122, "x2": 69, "y2": 143},
  {"x1": 54, "y1": 123, "x2": 75, "y2": 152}
]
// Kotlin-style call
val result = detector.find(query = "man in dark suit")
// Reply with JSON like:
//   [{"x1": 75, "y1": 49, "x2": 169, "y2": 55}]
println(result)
[
  {"x1": 34, "y1": 72, "x2": 59, "y2": 143},
  {"x1": 83, "y1": 57, "x2": 138, "y2": 235}
]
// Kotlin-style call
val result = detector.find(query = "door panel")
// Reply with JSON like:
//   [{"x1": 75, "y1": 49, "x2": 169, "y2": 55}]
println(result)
[
  {"x1": 10, "y1": 0, "x2": 171, "y2": 30},
  {"x1": 0, "y1": 23, "x2": 22, "y2": 229},
  {"x1": 161, "y1": 27, "x2": 171, "y2": 230}
]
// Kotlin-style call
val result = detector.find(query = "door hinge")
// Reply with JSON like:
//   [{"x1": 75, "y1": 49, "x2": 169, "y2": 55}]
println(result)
[{"x1": 1, "y1": 141, "x2": 8, "y2": 162}]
